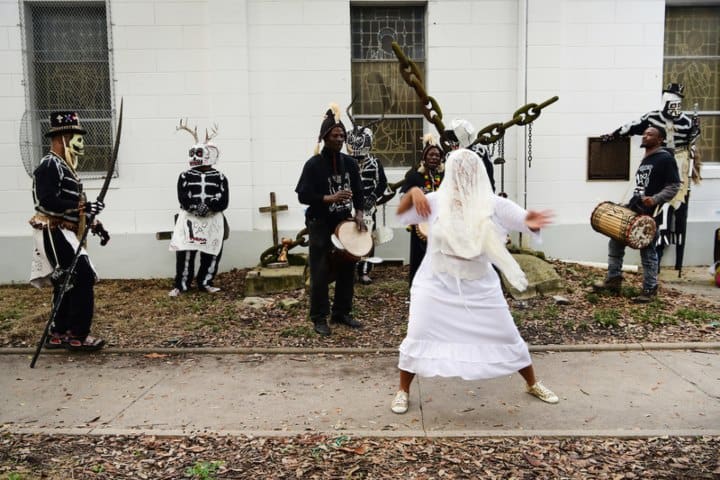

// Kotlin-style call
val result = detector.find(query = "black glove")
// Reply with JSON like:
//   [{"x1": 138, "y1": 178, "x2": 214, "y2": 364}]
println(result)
[
  {"x1": 91, "y1": 220, "x2": 111, "y2": 246},
  {"x1": 195, "y1": 203, "x2": 210, "y2": 216},
  {"x1": 84, "y1": 200, "x2": 105, "y2": 217}
]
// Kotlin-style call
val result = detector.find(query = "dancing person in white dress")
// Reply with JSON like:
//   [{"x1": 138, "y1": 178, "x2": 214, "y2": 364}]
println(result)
[{"x1": 390, "y1": 148, "x2": 559, "y2": 414}]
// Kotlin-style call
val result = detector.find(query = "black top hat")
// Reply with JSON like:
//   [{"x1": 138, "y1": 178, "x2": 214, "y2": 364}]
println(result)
[
  {"x1": 45, "y1": 111, "x2": 87, "y2": 137},
  {"x1": 662, "y1": 83, "x2": 684, "y2": 98}
]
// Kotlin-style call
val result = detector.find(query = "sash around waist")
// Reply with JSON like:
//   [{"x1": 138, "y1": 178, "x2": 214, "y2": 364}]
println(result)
[{"x1": 29, "y1": 213, "x2": 79, "y2": 233}]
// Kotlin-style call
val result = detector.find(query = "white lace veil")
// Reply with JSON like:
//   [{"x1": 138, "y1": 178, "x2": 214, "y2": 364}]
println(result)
[{"x1": 430, "y1": 149, "x2": 528, "y2": 290}]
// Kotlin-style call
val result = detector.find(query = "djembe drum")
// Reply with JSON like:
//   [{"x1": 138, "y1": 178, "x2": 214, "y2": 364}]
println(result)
[
  {"x1": 414, "y1": 223, "x2": 429, "y2": 242},
  {"x1": 590, "y1": 201, "x2": 657, "y2": 249},
  {"x1": 331, "y1": 220, "x2": 373, "y2": 262}
]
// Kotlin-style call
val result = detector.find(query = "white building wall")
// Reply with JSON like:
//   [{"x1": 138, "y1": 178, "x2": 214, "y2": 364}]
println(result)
[{"x1": 0, "y1": 0, "x2": 718, "y2": 283}]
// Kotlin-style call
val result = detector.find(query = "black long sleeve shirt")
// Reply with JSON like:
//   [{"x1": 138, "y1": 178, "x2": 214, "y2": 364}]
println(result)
[{"x1": 296, "y1": 148, "x2": 364, "y2": 222}]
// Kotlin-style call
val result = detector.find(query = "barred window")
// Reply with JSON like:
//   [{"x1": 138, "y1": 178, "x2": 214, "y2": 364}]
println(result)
[
  {"x1": 20, "y1": 1, "x2": 115, "y2": 177},
  {"x1": 664, "y1": 5, "x2": 720, "y2": 163},
  {"x1": 350, "y1": 5, "x2": 425, "y2": 168}
]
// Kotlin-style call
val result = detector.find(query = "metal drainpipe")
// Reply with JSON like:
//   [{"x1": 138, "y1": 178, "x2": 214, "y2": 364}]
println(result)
[{"x1": 518, "y1": 0, "x2": 530, "y2": 246}]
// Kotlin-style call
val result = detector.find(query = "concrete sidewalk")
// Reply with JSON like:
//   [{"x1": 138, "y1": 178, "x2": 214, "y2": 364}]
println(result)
[
  {"x1": 659, "y1": 265, "x2": 720, "y2": 301},
  {"x1": 2, "y1": 348, "x2": 718, "y2": 437}
]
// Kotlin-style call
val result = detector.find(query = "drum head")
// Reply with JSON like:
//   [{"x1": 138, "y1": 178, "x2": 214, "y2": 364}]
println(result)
[
  {"x1": 336, "y1": 221, "x2": 373, "y2": 258},
  {"x1": 626, "y1": 215, "x2": 657, "y2": 249}
]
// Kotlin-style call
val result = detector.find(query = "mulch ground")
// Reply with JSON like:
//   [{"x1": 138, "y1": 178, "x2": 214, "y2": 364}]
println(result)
[
  {"x1": 1, "y1": 261, "x2": 718, "y2": 349},
  {"x1": 1, "y1": 433, "x2": 718, "y2": 479},
  {"x1": 2, "y1": 261, "x2": 719, "y2": 479}
]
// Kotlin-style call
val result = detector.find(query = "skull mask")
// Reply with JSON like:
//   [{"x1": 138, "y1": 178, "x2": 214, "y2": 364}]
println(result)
[
  {"x1": 188, "y1": 142, "x2": 219, "y2": 168},
  {"x1": 177, "y1": 119, "x2": 220, "y2": 168},
  {"x1": 63, "y1": 133, "x2": 85, "y2": 170},
  {"x1": 346, "y1": 126, "x2": 374, "y2": 158},
  {"x1": 662, "y1": 92, "x2": 683, "y2": 119}
]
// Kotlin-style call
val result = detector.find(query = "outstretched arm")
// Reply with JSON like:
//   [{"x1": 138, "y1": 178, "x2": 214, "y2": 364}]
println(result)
[
  {"x1": 397, "y1": 186, "x2": 430, "y2": 217},
  {"x1": 525, "y1": 209, "x2": 555, "y2": 232}
]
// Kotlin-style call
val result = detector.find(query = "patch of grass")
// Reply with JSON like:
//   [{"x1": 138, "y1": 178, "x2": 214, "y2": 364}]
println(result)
[
  {"x1": 1, "y1": 308, "x2": 23, "y2": 321},
  {"x1": 186, "y1": 460, "x2": 224, "y2": 480},
  {"x1": 513, "y1": 311, "x2": 526, "y2": 327},
  {"x1": 621, "y1": 285, "x2": 641, "y2": 298},
  {"x1": 543, "y1": 304, "x2": 560, "y2": 319},
  {"x1": 585, "y1": 292, "x2": 600, "y2": 304},
  {"x1": 594, "y1": 308, "x2": 620, "y2": 328},
  {"x1": 356, "y1": 279, "x2": 407, "y2": 298},
  {"x1": 280, "y1": 325, "x2": 314, "y2": 337},
  {"x1": 632, "y1": 305, "x2": 676, "y2": 325},
  {"x1": 674, "y1": 307, "x2": 720, "y2": 323}
]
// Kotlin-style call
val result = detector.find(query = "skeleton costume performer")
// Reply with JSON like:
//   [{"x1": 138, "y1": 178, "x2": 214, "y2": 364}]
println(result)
[
  {"x1": 296, "y1": 103, "x2": 365, "y2": 336},
  {"x1": 169, "y1": 122, "x2": 229, "y2": 296},
  {"x1": 400, "y1": 134, "x2": 445, "y2": 286},
  {"x1": 345, "y1": 106, "x2": 388, "y2": 285},
  {"x1": 606, "y1": 83, "x2": 701, "y2": 271},
  {"x1": 29, "y1": 111, "x2": 106, "y2": 351}
]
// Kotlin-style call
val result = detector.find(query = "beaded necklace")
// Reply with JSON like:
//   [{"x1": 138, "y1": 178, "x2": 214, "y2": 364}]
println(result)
[{"x1": 423, "y1": 169, "x2": 442, "y2": 192}]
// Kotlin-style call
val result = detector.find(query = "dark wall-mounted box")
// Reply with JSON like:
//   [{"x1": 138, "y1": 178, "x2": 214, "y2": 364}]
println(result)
[{"x1": 587, "y1": 136, "x2": 630, "y2": 181}]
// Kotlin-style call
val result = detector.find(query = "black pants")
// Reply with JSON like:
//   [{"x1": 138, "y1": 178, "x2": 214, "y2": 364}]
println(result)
[
  {"x1": 307, "y1": 218, "x2": 355, "y2": 323},
  {"x1": 174, "y1": 247, "x2": 223, "y2": 291},
  {"x1": 43, "y1": 228, "x2": 95, "y2": 338},
  {"x1": 408, "y1": 228, "x2": 427, "y2": 286}
]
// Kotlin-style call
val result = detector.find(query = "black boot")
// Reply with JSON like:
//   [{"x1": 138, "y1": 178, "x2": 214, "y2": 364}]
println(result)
[
  {"x1": 331, "y1": 314, "x2": 363, "y2": 329},
  {"x1": 592, "y1": 276, "x2": 623, "y2": 294},
  {"x1": 312, "y1": 319, "x2": 331, "y2": 336},
  {"x1": 632, "y1": 285, "x2": 658, "y2": 304}
]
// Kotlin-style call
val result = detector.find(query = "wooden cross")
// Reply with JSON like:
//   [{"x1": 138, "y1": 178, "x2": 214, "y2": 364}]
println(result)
[{"x1": 259, "y1": 192, "x2": 288, "y2": 246}]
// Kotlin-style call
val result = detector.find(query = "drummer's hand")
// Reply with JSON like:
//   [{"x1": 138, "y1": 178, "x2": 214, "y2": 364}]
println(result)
[
  {"x1": 411, "y1": 188, "x2": 431, "y2": 217},
  {"x1": 354, "y1": 211, "x2": 368, "y2": 232},
  {"x1": 641, "y1": 196, "x2": 656, "y2": 207},
  {"x1": 328, "y1": 190, "x2": 352, "y2": 204},
  {"x1": 525, "y1": 209, "x2": 554, "y2": 232}
]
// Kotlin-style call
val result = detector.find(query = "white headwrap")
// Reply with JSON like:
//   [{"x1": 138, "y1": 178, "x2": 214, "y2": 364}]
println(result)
[
  {"x1": 430, "y1": 149, "x2": 528, "y2": 290},
  {"x1": 450, "y1": 119, "x2": 476, "y2": 148}
]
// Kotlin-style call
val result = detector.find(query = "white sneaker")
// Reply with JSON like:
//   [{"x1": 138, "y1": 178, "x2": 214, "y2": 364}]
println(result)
[
  {"x1": 168, "y1": 288, "x2": 181, "y2": 297},
  {"x1": 391, "y1": 390, "x2": 409, "y2": 414},
  {"x1": 202, "y1": 286, "x2": 221, "y2": 293},
  {"x1": 526, "y1": 381, "x2": 559, "y2": 404}
]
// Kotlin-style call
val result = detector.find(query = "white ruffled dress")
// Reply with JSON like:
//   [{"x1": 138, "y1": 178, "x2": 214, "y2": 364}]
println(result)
[{"x1": 397, "y1": 193, "x2": 537, "y2": 380}]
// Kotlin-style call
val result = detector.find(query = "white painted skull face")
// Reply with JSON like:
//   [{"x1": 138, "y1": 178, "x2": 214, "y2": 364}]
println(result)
[
  {"x1": 68, "y1": 134, "x2": 85, "y2": 157},
  {"x1": 188, "y1": 142, "x2": 219, "y2": 167},
  {"x1": 662, "y1": 92, "x2": 683, "y2": 119},
  {"x1": 63, "y1": 133, "x2": 85, "y2": 169},
  {"x1": 346, "y1": 126, "x2": 373, "y2": 158}
]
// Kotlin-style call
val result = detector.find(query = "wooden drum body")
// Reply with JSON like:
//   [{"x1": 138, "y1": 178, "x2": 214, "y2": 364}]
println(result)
[
  {"x1": 331, "y1": 220, "x2": 373, "y2": 262},
  {"x1": 414, "y1": 223, "x2": 429, "y2": 242},
  {"x1": 590, "y1": 201, "x2": 656, "y2": 249}
]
